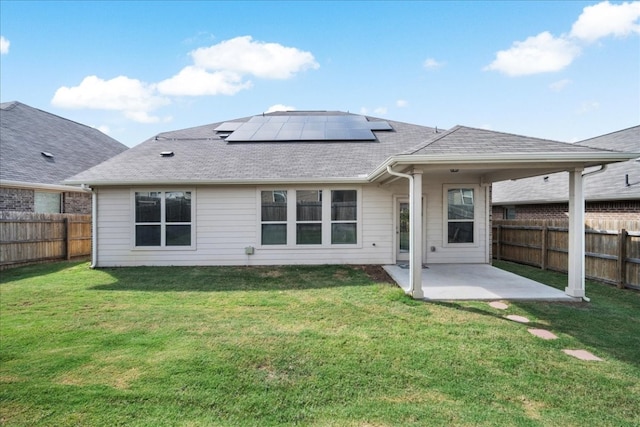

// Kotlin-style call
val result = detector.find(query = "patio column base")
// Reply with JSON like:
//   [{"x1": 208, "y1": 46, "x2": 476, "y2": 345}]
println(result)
[
  {"x1": 564, "y1": 287, "x2": 585, "y2": 299},
  {"x1": 409, "y1": 288, "x2": 424, "y2": 299}
]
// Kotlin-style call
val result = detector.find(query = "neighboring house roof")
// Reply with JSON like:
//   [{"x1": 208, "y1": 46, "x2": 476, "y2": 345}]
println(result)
[
  {"x1": 0, "y1": 101, "x2": 128, "y2": 186},
  {"x1": 65, "y1": 111, "x2": 636, "y2": 186},
  {"x1": 492, "y1": 125, "x2": 640, "y2": 204}
]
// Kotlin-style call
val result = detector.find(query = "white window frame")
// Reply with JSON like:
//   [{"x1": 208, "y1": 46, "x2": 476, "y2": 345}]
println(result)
[
  {"x1": 443, "y1": 184, "x2": 479, "y2": 248},
  {"x1": 131, "y1": 189, "x2": 196, "y2": 250},
  {"x1": 260, "y1": 190, "x2": 288, "y2": 246},
  {"x1": 257, "y1": 186, "x2": 362, "y2": 249}
]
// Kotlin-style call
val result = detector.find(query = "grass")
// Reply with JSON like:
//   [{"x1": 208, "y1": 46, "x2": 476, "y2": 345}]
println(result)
[{"x1": 1, "y1": 261, "x2": 639, "y2": 426}]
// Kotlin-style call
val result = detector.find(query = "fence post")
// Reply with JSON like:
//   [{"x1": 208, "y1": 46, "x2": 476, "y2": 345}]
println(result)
[
  {"x1": 541, "y1": 226, "x2": 548, "y2": 270},
  {"x1": 617, "y1": 229, "x2": 627, "y2": 289},
  {"x1": 65, "y1": 217, "x2": 71, "y2": 261}
]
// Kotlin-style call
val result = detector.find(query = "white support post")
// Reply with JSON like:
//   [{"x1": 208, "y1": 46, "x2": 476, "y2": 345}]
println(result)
[
  {"x1": 410, "y1": 169, "x2": 424, "y2": 299},
  {"x1": 566, "y1": 168, "x2": 586, "y2": 299}
]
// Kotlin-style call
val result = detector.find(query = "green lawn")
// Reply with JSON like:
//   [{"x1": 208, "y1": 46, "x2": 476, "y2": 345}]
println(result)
[{"x1": 1, "y1": 261, "x2": 638, "y2": 426}]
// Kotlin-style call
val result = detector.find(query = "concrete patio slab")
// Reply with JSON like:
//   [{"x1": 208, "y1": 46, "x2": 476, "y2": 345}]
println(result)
[{"x1": 383, "y1": 264, "x2": 579, "y2": 301}]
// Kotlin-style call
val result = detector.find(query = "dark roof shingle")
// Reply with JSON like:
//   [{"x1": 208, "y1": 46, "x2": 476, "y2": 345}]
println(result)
[{"x1": 0, "y1": 101, "x2": 128, "y2": 185}]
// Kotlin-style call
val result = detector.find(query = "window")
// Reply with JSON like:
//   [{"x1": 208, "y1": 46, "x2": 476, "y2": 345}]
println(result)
[
  {"x1": 331, "y1": 190, "x2": 357, "y2": 244},
  {"x1": 504, "y1": 206, "x2": 516, "y2": 220},
  {"x1": 134, "y1": 191, "x2": 193, "y2": 247},
  {"x1": 34, "y1": 192, "x2": 61, "y2": 213},
  {"x1": 296, "y1": 190, "x2": 322, "y2": 244},
  {"x1": 261, "y1": 190, "x2": 287, "y2": 245},
  {"x1": 447, "y1": 188, "x2": 474, "y2": 243},
  {"x1": 259, "y1": 187, "x2": 360, "y2": 247}
]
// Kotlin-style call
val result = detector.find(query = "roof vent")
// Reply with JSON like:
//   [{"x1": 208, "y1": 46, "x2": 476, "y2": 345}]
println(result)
[
  {"x1": 41, "y1": 151, "x2": 54, "y2": 158},
  {"x1": 160, "y1": 151, "x2": 174, "y2": 157}
]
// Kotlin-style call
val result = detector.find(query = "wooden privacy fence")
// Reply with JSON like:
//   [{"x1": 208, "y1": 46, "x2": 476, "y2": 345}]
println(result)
[
  {"x1": 493, "y1": 219, "x2": 640, "y2": 290},
  {"x1": 0, "y1": 212, "x2": 92, "y2": 269}
]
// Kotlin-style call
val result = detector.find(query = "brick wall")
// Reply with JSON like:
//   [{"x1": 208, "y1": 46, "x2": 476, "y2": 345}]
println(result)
[
  {"x1": 492, "y1": 200, "x2": 640, "y2": 221},
  {"x1": 0, "y1": 188, "x2": 35, "y2": 212},
  {"x1": 1, "y1": 187, "x2": 91, "y2": 214},
  {"x1": 63, "y1": 192, "x2": 92, "y2": 214}
]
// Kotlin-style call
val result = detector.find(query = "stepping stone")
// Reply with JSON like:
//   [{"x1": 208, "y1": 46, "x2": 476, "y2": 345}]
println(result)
[
  {"x1": 563, "y1": 349, "x2": 603, "y2": 361},
  {"x1": 489, "y1": 301, "x2": 509, "y2": 310},
  {"x1": 528, "y1": 328, "x2": 558, "y2": 340},
  {"x1": 506, "y1": 315, "x2": 530, "y2": 323}
]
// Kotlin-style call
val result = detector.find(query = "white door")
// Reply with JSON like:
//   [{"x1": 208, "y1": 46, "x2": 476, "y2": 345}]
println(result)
[{"x1": 396, "y1": 198, "x2": 410, "y2": 262}]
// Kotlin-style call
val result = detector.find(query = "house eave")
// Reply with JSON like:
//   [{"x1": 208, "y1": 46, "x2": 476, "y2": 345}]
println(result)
[
  {"x1": 493, "y1": 195, "x2": 640, "y2": 206},
  {"x1": 0, "y1": 179, "x2": 90, "y2": 193},
  {"x1": 64, "y1": 177, "x2": 371, "y2": 187},
  {"x1": 367, "y1": 152, "x2": 639, "y2": 182}
]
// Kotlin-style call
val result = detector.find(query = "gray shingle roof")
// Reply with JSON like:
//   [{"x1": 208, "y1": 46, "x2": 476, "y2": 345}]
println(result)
[
  {"x1": 492, "y1": 125, "x2": 640, "y2": 203},
  {"x1": 65, "y1": 111, "x2": 634, "y2": 186},
  {"x1": 1, "y1": 101, "x2": 128, "y2": 185},
  {"x1": 405, "y1": 125, "x2": 613, "y2": 155},
  {"x1": 66, "y1": 111, "x2": 440, "y2": 184}
]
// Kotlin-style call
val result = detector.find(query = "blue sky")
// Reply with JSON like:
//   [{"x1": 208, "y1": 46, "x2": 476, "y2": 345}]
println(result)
[{"x1": 1, "y1": 1, "x2": 639, "y2": 147}]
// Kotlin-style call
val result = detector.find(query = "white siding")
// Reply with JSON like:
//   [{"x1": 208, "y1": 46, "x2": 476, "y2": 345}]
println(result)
[
  {"x1": 95, "y1": 185, "x2": 396, "y2": 267},
  {"x1": 94, "y1": 179, "x2": 490, "y2": 267}
]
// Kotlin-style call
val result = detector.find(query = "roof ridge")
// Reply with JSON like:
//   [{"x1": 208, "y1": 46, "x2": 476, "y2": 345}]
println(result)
[
  {"x1": 454, "y1": 124, "x2": 572, "y2": 144},
  {"x1": 402, "y1": 125, "x2": 462, "y2": 155},
  {"x1": 0, "y1": 101, "x2": 120, "y2": 139},
  {"x1": 577, "y1": 124, "x2": 640, "y2": 145}
]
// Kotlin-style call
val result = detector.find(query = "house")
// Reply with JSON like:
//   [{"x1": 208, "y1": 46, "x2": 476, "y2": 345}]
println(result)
[
  {"x1": 0, "y1": 101, "x2": 128, "y2": 214},
  {"x1": 65, "y1": 111, "x2": 637, "y2": 299},
  {"x1": 492, "y1": 125, "x2": 640, "y2": 220}
]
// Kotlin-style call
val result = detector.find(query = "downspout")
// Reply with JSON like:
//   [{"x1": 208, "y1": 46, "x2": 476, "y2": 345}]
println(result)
[
  {"x1": 582, "y1": 164, "x2": 607, "y2": 178},
  {"x1": 386, "y1": 165, "x2": 420, "y2": 297},
  {"x1": 572, "y1": 164, "x2": 605, "y2": 302},
  {"x1": 90, "y1": 187, "x2": 97, "y2": 268}
]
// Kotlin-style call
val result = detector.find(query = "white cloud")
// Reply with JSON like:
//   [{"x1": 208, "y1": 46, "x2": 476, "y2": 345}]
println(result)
[
  {"x1": 486, "y1": 1, "x2": 640, "y2": 77},
  {"x1": 0, "y1": 36, "x2": 9, "y2": 54},
  {"x1": 51, "y1": 36, "x2": 318, "y2": 122},
  {"x1": 191, "y1": 35, "x2": 319, "y2": 79},
  {"x1": 549, "y1": 78, "x2": 572, "y2": 92},
  {"x1": 266, "y1": 104, "x2": 296, "y2": 113},
  {"x1": 570, "y1": 1, "x2": 640, "y2": 43},
  {"x1": 373, "y1": 107, "x2": 388, "y2": 115},
  {"x1": 396, "y1": 99, "x2": 408, "y2": 108},
  {"x1": 51, "y1": 75, "x2": 170, "y2": 123},
  {"x1": 423, "y1": 58, "x2": 445, "y2": 70},
  {"x1": 484, "y1": 32, "x2": 581, "y2": 76},
  {"x1": 577, "y1": 100, "x2": 600, "y2": 114},
  {"x1": 157, "y1": 66, "x2": 252, "y2": 96},
  {"x1": 92, "y1": 124, "x2": 111, "y2": 135}
]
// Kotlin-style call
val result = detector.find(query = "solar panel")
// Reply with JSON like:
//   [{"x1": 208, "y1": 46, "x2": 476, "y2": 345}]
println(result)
[{"x1": 223, "y1": 114, "x2": 393, "y2": 142}]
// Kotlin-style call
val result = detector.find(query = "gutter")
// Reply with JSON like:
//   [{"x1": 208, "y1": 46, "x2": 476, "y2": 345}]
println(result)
[
  {"x1": 64, "y1": 176, "x2": 371, "y2": 187},
  {"x1": 367, "y1": 152, "x2": 639, "y2": 182},
  {"x1": 0, "y1": 179, "x2": 90, "y2": 193}
]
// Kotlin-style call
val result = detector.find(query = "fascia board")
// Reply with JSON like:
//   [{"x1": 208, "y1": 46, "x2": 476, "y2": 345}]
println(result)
[
  {"x1": 367, "y1": 152, "x2": 640, "y2": 182},
  {"x1": 0, "y1": 179, "x2": 90, "y2": 193},
  {"x1": 63, "y1": 177, "x2": 371, "y2": 187}
]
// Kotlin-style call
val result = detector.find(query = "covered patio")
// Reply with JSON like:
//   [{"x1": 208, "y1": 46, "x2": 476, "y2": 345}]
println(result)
[{"x1": 383, "y1": 264, "x2": 578, "y2": 301}]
